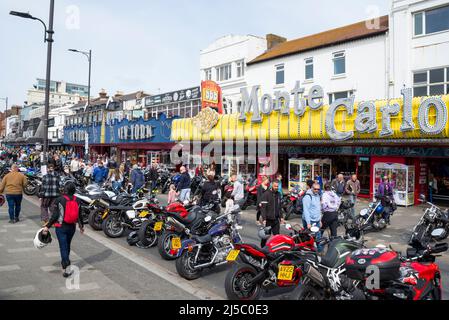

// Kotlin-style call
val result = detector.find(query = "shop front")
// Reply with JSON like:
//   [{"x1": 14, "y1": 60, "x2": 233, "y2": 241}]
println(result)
[
  {"x1": 171, "y1": 84, "x2": 449, "y2": 206},
  {"x1": 64, "y1": 113, "x2": 177, "y2": 166}
]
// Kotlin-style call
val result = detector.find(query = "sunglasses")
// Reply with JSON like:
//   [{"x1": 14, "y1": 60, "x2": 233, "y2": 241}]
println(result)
[{"x1": 313, "y1": 188, "x2": 320, "y2": 191}]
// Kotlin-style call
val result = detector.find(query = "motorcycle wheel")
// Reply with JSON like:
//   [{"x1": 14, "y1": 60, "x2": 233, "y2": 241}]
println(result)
[
  {"x1": 284, "y1": 205, "x2": 294, "y2": 221},
  {"x1": 24, "y1": 183, "x2": 38, "y2": 196},
  {"x1": 224, "y1": 264, "x2": 261, "y2": 300},
  {"x1": 175, "y1": 249, "x2": 202, "y2": 280},
  {"x1": 291, "y1": 283, "x2": 325, "y2": 300},
  {"x1": 410, "y1": 223, "x2": 428, "y2": 245},
  {"x1": 157, "y1": 231, "x2": 180, "y2": 260},
  {"x1": 88, "y1": 210, "x2": 103, "y2": 231},
  {"x1": 102, "y1": 215, "x2": 125, "y2": 238},
  {"x1": 80, "y1": 208, "x2": 90, "y2": 225},
  {"x1": 137, "y1": 220, "x2": 158, "y2": 248}
]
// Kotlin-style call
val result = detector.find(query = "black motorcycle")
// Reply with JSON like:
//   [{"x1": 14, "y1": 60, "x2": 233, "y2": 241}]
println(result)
[
  {"x1": 23, "y1": 173, "x2": 42, "y2": 196},
  {"x1": 337, "y1": 199, "x2": 355, "y2": 227},
  {"x1": 409, "y1": 194, "x2": 449, "y2": 245}
]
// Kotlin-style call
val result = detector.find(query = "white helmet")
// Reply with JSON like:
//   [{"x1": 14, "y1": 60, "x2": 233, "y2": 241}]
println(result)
[{"x1": 33, "y1": 228, "x2": 52, "y2": 249}]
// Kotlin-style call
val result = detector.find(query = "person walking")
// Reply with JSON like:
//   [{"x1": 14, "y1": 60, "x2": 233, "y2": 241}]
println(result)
[
  {"x1": 92, "y1": 161, "x2": 108, "y2": 185},
  {"x1": 39, "y1": 164, "x2": 60, "y2": 226},
  {"x1": 256, "y1": 176, "x2": 269, "y2": 224},
  {"x1": 331, "y1": 174, "x2": 346, "y2": 197},
  {"x1": 130, "y1": 164, "x2": 145, "y2": 194},
  {"x1": 149, "y1": 164, "x2": 159, "y2": 192},
  {"x1": 321, "y1": 182, "x2": 341, "y2": 237},
  {"x1": 168, "y1": 184, "x2": 178, "y2": 204},
  {"x1": 70, "y1": 157, "x2": 80, "y2": 176},
  {"x1": 345, "y1": 174, "x2": 360, "y2": 218},
  {"x1": 0, "y1": 164, "x2": 28, "y2": 223},
  {"x1": 230, "y1": 174, "x2": 245, "y2": 208},
  {"x1": 42, "y1": 182, "x2": 84, "y2": 278},
  {"x1": 302, "y1": 182, "x2": 323, "y2": 250},
  {"x1": 259, "y1": 181, "x2": 284, "y2": 247},
  {"x1": 177, "y1": 166, "x2": 191, "y2": 202}
]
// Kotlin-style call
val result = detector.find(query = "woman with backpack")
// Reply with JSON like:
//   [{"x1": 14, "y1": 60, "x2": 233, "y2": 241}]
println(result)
[{"x1": 43, "y1": 182, "x2": 84, "y2": 278}]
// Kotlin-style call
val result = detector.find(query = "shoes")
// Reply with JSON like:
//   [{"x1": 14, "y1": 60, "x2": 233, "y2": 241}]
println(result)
[
  {"x1": 14, "y1": 217, "x2": 20, "y2": 223},
  {"x1": 8, "y1": 220, "x2": 15, "y2": 224}
]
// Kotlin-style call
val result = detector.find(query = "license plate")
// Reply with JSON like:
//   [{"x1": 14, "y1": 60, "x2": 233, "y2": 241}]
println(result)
[
  {"x1": 154, "y1": 221, "x2": 163, "y2": 231},
  {"x1": 139, "y1": 211, "x2": 149, "y2": 218},
  {"x1": 226, "y1": 249, "x2": 240, "y2": 261},
  {"x1": 277, "y1": 265, "x2": 295, "y2": 281},
  {"x1": 171, "y1": 237, "x2": 181, "y2": 249}
]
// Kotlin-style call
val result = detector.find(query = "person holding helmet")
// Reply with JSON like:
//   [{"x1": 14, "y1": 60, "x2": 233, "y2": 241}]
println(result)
[
  {"x1": 43, "y1": 182, "x2": 84, "y2": 278},
  {"x1": 0, "y1": 164, "x2": 28, "y2": 223},
  {"x1": 259, "y1": 181, "x2": 284, "y2": 247}
]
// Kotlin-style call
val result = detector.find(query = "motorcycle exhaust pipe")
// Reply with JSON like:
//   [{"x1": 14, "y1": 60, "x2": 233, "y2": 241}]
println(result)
[
  {"x1": 248, "y1": 271, "x2": 269, "y2": 286},
  {"x1": 304, "y1": 264, "x2": 325, "y2": 286},
  {"x1": 166, "y1": 217, "x2": 186, "y2": 232}
]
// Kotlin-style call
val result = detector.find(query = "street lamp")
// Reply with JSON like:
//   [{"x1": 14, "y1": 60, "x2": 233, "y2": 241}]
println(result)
[
  {"x1": 68, "y1": 49, "x2": 92, "y2": 108},
  {"x1": 0, "y1": 97, "x2": 7, "y2": 140},
  {"x1": 10, "y1": 0, "x2": 55, "y2": 165}
]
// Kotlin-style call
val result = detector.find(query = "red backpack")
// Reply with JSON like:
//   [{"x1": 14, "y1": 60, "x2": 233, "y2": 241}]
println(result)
[{"x1": 63, "y1": 195, "x2": 79, "y2": 224}]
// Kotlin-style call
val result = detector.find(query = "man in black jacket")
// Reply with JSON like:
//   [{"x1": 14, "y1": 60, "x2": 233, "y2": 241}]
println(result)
[
  {"x1": 200, "y1": 173, "x2": 220, "y2": 213},
  {"x1": 260, "y1": 181, "x2": 284, "y2": 247},
  {"x1": 256, "y1": 176, "x2": 269, "y2": 224}
]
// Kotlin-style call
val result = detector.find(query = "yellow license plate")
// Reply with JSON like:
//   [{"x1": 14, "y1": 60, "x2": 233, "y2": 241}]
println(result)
[
  {"x1": 171, "y1": 237, "x2": 181, "y2": 249},
  {"x1": 277, "y1": 265, "x2": 295, "y2": 281},
  {"x1": 154, "y1": 221, "x2": 163, "y2": 231},
  {"x1": 226, "y1": 249, "x2": 240, "y2": 261},
  {"x1": 139, "y1": 211, "x2": 149, "y2": 218}
]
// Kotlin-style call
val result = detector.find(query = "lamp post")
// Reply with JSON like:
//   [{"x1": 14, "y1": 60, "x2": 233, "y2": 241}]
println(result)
[
  {"x1": 68, "y1": 49, "x2": 92, "y2": 108},
  {"x1": 10, "y1": 0, "x2": 55, "y2": 165},
  {"x1": 0, "y1": 97, "x2": 7, "y2": 140}
]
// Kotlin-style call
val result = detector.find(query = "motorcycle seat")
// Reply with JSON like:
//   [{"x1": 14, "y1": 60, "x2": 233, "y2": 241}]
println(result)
[
  {"x1": 191, "y1": 234, "x2": 212, "y2": 243},
  {"x1": 244, "y1": 243, "x2": 270, "y2": 256},
  {"x1": 166, "y1": 210, "x2": 199, "y2": 225}
]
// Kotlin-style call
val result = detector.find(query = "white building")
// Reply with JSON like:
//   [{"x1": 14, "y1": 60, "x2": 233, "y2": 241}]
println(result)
[
  {"x1": 200, "y1": 34, "x2": 281, "y2": 113},
  {"x1": 390, "y1": 0, "x2": 449, "y2": 98},
  {"x1": 48, "y1": 103, "x2": 76, "y2": 142},
  {"x1": 200, "y1": 0, "x2": 449, "y2": 109},
  {"x1": 27, "y1": 78, "x2": 88, "y2": 106}
]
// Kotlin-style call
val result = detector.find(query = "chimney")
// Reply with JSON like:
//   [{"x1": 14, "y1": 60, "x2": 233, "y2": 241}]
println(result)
[
  {"x1": 266, "y1": 34, "x2": 287, "y2": 50},
  {"x1": 99, "y1": 89, "x2": 107, "y2": 99},
  {"x1": 114, "y1": 90, "x2": 124, "y2": 98}
]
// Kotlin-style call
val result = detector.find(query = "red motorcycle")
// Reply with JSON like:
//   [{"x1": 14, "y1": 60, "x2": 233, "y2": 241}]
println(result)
[
  {"x1": 283, "y1": 187, "x2": 305, "y2": 220},
  {"x1": 224, "y1": 224, "x2": 317, "y2": 300},
  {"x1": 241, "y1": 178, "x2": 259, "y2": 210},
  {"x1": 345, "y1": 235, "x2": 448, "y2": 300}
]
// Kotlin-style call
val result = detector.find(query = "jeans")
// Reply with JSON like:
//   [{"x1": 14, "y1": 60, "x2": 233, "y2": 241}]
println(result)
[
  {"x1": 179, "y1": 188, "x2": 191, "y2": 202},
  {"x1": 303, "y1": 219, "x2": 323, "y2": 252},
  {"x1": 40, "y1": 197, "x2": 57, "y2": 222},
  {"x1": 6, "y1": 194, "x2": 23, "y2": 220},
  {"x1": 321, "y1": 211, "x2": 338, "y2": 237},
  {"x1": 55, "y1": 225, "x2": 76, "y2": 269},
  {"x1": 112, "y1": 181, "x2": 122, "y2": 193},
  {"x1": 349, "y1": 194, "x2": 357, "y2": 218}
]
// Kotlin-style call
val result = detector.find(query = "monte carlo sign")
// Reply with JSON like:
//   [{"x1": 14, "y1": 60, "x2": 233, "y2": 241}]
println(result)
[{"x1": 238, "y1": 81, "x2": 448, "y2": 141}]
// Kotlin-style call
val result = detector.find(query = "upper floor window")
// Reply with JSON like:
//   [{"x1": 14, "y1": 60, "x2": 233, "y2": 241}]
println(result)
[
  {"x1": 217, "y1": 63, "x2": 232, "y2": 81},
  {"x1": 276, "y1": 64, "x2": 285, "y2": 85},
  {"x1": 328, "y1": 90, "x2": 353, "y2": 104},
  {"x1": 305, "y1": 58, "x2": 313, "y2": 80},
  {"x1": 413, "y1": 67, "x2": 449, "y2": 97},
  {"x1": 333, "y1": 51, "x2": 346, "y2": 75},
  {"x1": 204, "y1": 69, "x2": 212, "y2": 81},
  {"x1": 236, "y1": 60, "x2": 245, "y2": 78},
  {"x1": 414, "y1": 5, "x2": 449, "y2": 36}
]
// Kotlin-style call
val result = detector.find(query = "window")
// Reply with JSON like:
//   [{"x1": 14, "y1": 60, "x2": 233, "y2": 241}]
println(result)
[
  {"x1": 204, "y1": 69, "x2": 212, "y2": 81},
  {"x1": 276, "y1": 64, "x2": 285, "y2": 85},
  {"x1": 305, "y1": 58, "x2": 313, "y2": 80},
  {"x1": 413, "y1": 67, "x2": 449, "y2": 97},
  {"x1": 414, "y1": 5, "x2": 449, "y2": 36},
  {"x1": 217, "y1": 63, "x2": 232, "y2": 81},
  {"x1": 236, "y1": 60, "x2": 245, "y2": 78},
  {"x1": 328, "y1": 91, "x2": 354, "y2": 104},
  {"x1": 333, "y1": 52, "x2": 346, "y2": 75}
]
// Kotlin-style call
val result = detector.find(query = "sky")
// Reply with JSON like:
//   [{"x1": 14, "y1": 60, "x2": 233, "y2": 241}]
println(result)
[{"x1": 0, "y1": 0, "x2": 390, "y2": 109}]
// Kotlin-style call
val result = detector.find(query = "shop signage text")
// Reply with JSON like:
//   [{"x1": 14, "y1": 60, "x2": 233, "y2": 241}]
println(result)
[
  {"x1": 239, "y1": 82, "x2": 448, "y2": 141},
  {"x1": 117, "y1": 124, "x2": 154, "y2": 140},
  {"x1": 145, "y1": 87, "x2": 201, "y2": 107}
]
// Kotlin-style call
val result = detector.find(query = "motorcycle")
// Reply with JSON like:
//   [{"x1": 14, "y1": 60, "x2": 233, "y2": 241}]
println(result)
[
  {"x1": 224, "y1": 224, "x2": 317, "y2": 300},
  {"x1": 345, "y1": 228, "x2": 448, "y2": 300},
  {"x1": 241, "y1": 177, "x2": 258, "y2": 210},
  {"x1": 136, "y1": 197, "x2": 167, "y2": 248},
  {"x1": 175, "y1": 205, "x2": 243, "y2": 280},
  {"x1": 283, "y1": 187, "x2": 305, "y2": 220},
  {"x1": 409, "y1": 194, "x2": 449, "y2": 245},
  {"x1": 157, "y1": 201, "x2": 219, "y2": 260},
  {"x1": 190, "y1": 175, "x2": 205, "y2": 202},
  {"x1": 353, "y1": 195, "x2": 396, "y2": 232},
  {"x1": 337, "y1": 199, "x2": 355, "y2": 227},
  {"x1": 23, "y1": 172, "x2": 42, "y2": 196},
  {"x1": 290, "y1": 236, "x2": 365, "y2": 300}
]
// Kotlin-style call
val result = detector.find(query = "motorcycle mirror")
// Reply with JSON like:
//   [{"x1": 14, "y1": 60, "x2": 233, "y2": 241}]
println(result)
[
  {"x1": 285, "y1": 223, "x2": 292, "y2": 230},
  {"x1": 431, "y1": 228, "x2": 445, "y2": 238}
]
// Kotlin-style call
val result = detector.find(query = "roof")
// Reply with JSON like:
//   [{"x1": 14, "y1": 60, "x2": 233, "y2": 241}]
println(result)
[{"x1": 248, "y1": 15, "x2": 389, "y2": 65}]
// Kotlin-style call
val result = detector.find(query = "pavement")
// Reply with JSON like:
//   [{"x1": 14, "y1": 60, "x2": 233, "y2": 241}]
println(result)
[{"x1": 0, "y1": 194, "x2": 448, "y2": 300}]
